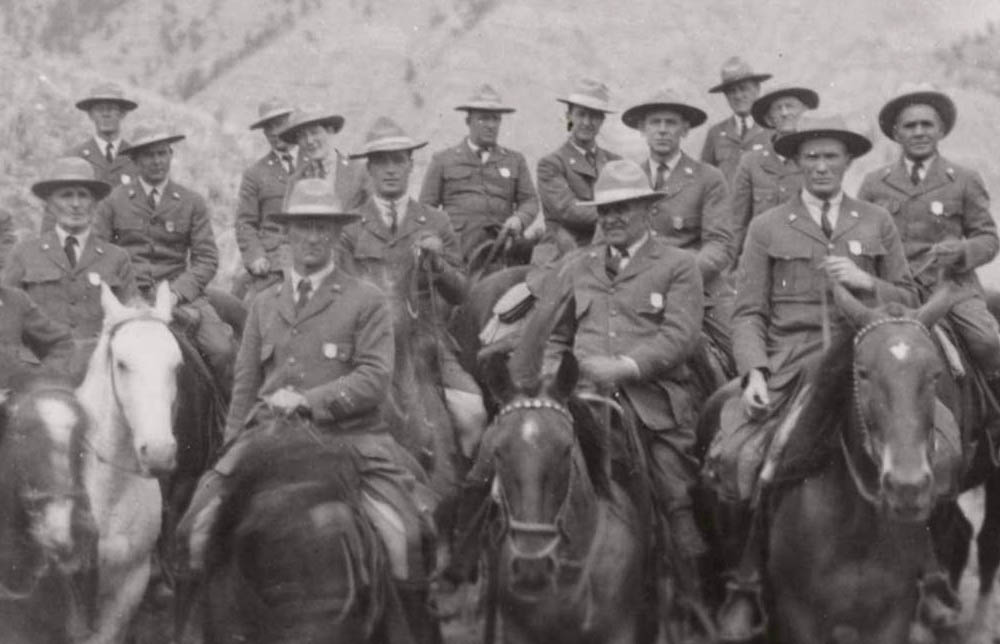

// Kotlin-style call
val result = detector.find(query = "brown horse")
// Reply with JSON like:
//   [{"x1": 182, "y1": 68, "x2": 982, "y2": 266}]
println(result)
[{"x1": 756, "y1": 285, "x2": 965, "y2": 643}]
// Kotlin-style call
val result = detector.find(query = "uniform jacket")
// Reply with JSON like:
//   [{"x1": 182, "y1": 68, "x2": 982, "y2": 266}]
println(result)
[
  {"x1": 858, "y1": 155, "x2": 997, "y2": 291},
  {"x1": 700, "y1": 116, "x2": 772, "y2": 183},
  {"x1": 730, "y1": 138, "x2": 802, "y2": 260},
  {"x1": 0, "y1": 286, "x2": 74, "y2": 382},
  {"x1": 547, "y1": 237, "x2": 704, "y2": 430},
  {"x1": 66, "y1": 138, "x2": 137, "y2": 190},
  {"x1": 287, "y1": 151, "x2": 369, "y2": 212},
  {"x1": 0, "y1": 210, "x2": 16, "y2": 271},
  {"x1": 225, "y1": 269, "x2": 393, "y2": 439},
  {"x1": 732, "y1": 194, "x2": 917, "y2": 390},
  {"x1": 234, "y1": 150, "x2": 295, "y2": 269},
  {"x1": 3, "y1": 231, "x2": 136, "y2": 339},
  {"x1": 419, "y1": 139, "x2": 540, "y2": 242},
  {"x1": 340, "y1": 197, "x2": 467, "y2": 310},
  {"x1": 641, "y1": 152, "x2": 733, "y2": 299},
  {"x1": 95, "y1": 179, "x2": 218, "y2": 303},
  {"x1": 535, "y1": 139, "x2": 621, "y2": 256}
]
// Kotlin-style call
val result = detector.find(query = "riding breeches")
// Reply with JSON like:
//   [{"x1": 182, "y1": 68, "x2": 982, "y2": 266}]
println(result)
[
  {"x1": 177, "y1": 296, "x2": 237, "y2": 379},
  {"x1": 948, "y1": 295, "x2": 1000, "y2": 376}
]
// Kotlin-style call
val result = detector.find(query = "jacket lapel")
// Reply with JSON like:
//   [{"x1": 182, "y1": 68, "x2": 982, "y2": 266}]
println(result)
[
  {"x1": 830, "y1": 196, "x2": 863, "y2": 241},
  {"x1": 722, "y1": 116, "x2": 742, "y2": 144},
  {"x1": 359, "y1": 199, "x2": 391, "y2": 242},
  {"x1": 583, "y1": 246, "x2": 612, "y2": 285},
  {"x1": 658, "y1": 152, "x2": 696, "y2": 197},
  {"x1": 914, "y1": 156, "x2": 951, "y2": 197},
  {"x1": 786, "y1": 197, "x2": 828, "y2": 245},
  {"x1": 396, "y1": 199, "x2": 430, "y2": 241},
  {"x1": 275, "y1": 276, "x2": 298, "y2": 325},
  {"x1": 760, "y1": 148, "x2": 796, "y2": 177},
  {"x1": 41, "y1": 231, "x2": 71, "y2": 273},
  {"x1": 296, "y1": 272, "x2": 342, "y2": 324},
  {"x1": 882, "y1": 158, "x2": 916, "y2": 196},
  {"x1": 560, "y1": 140, "x2": 597, "y2": 178},
  {"x1": 73, "y1": 235, "x2": 102, "y2": 272},
  {"x1": 616, "y1": 236, "x2": 657, "y2": 283}
]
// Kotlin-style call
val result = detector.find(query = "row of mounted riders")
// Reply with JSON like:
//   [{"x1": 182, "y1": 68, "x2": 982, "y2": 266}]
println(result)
[{"x1": 6, "y1": 241, "x2": 1000, "y2": 644}]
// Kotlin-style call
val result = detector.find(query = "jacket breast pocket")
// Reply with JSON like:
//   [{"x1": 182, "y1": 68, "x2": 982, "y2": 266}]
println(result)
[
  {"x1": 158, "y1": 214, "x2": 191, "y2": 239},
  {"x1": 321, "y1": 339, "x2": 354, "y2": 363},
  {"x1": 767, "y1": 243, "x2": 816, "y2": 295},
  {"x1": 21, "y1": 266, "x2": 64, "y2": 286},
  {"x1": 845, "y1": 239, "x2": 886, "y2": 274},
  {"x1": 444, "y1": 165, "x2": 474, "y2": 182}
]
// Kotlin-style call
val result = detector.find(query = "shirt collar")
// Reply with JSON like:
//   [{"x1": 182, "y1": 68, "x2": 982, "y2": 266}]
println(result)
[
  {"x1": 373, "y1": 194, "x2": 409, "y2": 226},
  {"x1": 801, "y1": 189, "x2": 844, "y2": 228},
  {"x1": 138, "y1": 176, "x2": 169, "y2": 197},
  {"x1": 569, "y1": 139, "x2": 597, "y2": 157},
  {"x1": 610, "y1": 232, "x2": 650, "y2": 258},
  {"x1": 290, "y1": 262, "x2": 336, "y2": 295},
  {"x1": 904, "y1": 154, "x2": 936, "y2": 174},
  {"x1": 55, "y1": 225, "x2": 91, "y2": 252},
  {"x1": 648, "y1": 150, "x2": 682, "y2": 176},
  {"x1": 94, "y1": 136, "x2": 123, "y2": 155}
]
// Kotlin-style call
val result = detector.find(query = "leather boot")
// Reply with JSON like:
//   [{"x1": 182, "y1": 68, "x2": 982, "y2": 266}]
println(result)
[
  {"x1": 395, "y1": 580, "x2": 442, "y2": 644},
  {"x1": 716, "y1": 508, "x2": 767, "y2": 643},
  {"x1": 437, "y1": 480, "x2": 491, "y2": 585}
]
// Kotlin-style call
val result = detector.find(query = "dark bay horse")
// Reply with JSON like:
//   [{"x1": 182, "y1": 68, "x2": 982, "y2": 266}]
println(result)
[
  {"x1": 0, "y1": 380, "x2": 98, "y2": 644},
  {"x1": 202, "y1": 421, "x2": 416, "y2": 644},
  {"x1": 736, "y1": 285, "x2": 965, "y2": 643}
]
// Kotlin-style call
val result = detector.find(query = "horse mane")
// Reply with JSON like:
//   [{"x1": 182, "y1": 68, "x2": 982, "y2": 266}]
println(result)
[
  {"x1": 566, "y1": 396, "x2": 612, "y2": 499},
  {"x1": 771, "y1": 331, "x2": 856, "y2": 485}
]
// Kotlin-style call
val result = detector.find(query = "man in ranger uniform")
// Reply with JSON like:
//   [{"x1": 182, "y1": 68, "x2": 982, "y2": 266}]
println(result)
[
  {"x1": 700, "y1": 57, "x2": 773, "y2": 183},
  {"x1": 532, "y1": 78, "x2": 621, "y2": 264},
  {"x1": 340, "y1": 116, "x2": 487, "y2": 471},
  {"x1": 419, "y1": 84, "x2": 540, "y2": 265},
  {"x1": 730, "y1": 85, "x2": 820, "y2": 260},
  {"x1": 5, "y1": 157, "x2": 135, "y2": 353},
  {"x1": 232, "y1": 97, "x2": 298, "y2": 300},
  {"x1": 621, "y1": 89, "x2": 735, "y2": 365},
  {"x1": 859, "y1": 86, "x2": 1000, "y2": 401},
  {"x1": 67, "y1": 82, "x2": 139, "y2": 191},
  {"x1": 95, "y1": 123, "x2": 236, "y2": 386}
]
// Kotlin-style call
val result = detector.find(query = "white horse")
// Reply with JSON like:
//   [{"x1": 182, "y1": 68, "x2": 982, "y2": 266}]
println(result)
[{"x1": 76, "y1": 281, "x2": 181, "y2": 643}]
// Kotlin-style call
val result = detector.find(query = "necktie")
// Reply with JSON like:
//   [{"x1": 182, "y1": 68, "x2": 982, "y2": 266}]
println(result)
[
  {"x1": 605, "y1": 247, "x2": 629, "y2": 279},
  {"x1": 281, "y1": 153, "x2": 295, "y2": 174},
  {"x1": 654, "y1": 163, "x2": 669, "y2": 191},
  {"x1": 296, "y1": 278, "x2": 312, "y2": 313},
  {"x1": 479, "y1": 147, "x2": 490, "y2": 164},
  {"x1": 64, "y1": 235, "x2": 78, "y2": 268},
  {"x1": 387, "y1": 200, "x2": 398, "y2": 236},
  {"x1": 739, "y1": 115, "x2": 751, "y2": 140},
  {"x1": 585, "y1": 149, "x2": 597, "y2": 170},
  {"x1": 105, "y1": 142, "x2": 114, "y2": 163},
  {"x1": 820, "y1": 200, "x2": 833, "y2": 239},
  {"x1": 147, "y1": 187, "x2": 158, "y2": 210},
  {"x1": 910, "y1": 159, "x2": 923, "y2": 186}
]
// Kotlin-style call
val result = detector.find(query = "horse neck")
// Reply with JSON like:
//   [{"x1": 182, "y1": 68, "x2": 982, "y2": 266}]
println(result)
[
  {"x1": 0, "y1": 453, "x2": 42, "y2": 592},
  {"x1": 558, "y1": 444, "x2": 601, "y2": 554}
]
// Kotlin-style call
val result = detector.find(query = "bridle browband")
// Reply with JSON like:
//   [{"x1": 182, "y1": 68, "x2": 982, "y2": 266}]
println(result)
[
  {"x1": 844, "y1": 316, "x2": 937, "y2": 505},
  {"x1": 496, "y1": 398, "x2": 574, "y2": 421}
]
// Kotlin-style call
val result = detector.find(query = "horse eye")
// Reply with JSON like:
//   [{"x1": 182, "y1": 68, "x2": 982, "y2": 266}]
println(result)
[
  {"x1": 856, "y1": 367, "x2": 870, "y2": 381},
  {"x1": 116, "y1": 359, "x2": 128, "y2": 372}
]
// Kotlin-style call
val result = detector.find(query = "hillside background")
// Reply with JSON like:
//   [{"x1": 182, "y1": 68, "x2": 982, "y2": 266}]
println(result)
[{"x1": 3, "y1": 0, "x2": 1000, "y2": 286}]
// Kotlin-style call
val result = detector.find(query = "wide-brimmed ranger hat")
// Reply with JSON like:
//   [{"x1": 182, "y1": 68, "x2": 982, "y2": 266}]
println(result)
[
  {"x1": 272, "y1": 178, "x2": 362, "y2": 224},
  {"x1": 621, "y1": 89, "x2": 708, "y2": 129},
  {"x1": 76, "y1": 82, "x2": 138, "y2": 112},
  {"x1": 580, "y1": 160, "x2": 663, "y2": 209},
  {"x1": 454, "y1": 84, "x2": 516, "y2": 113},
  {"x1": 278, "y1": 107, "x2": 346, "y2": 143},
  {"x1": 249, "y1": 97, "x2": 295, "y2": 130},
  {"x1": 349, "y1": 116, "x2": 428, "y2": 159},
  {"x1": 878, "y1": 83, "x2": 957, "y2": 139},
  {"x1": 32, "y1": 157, "x2": 111, "y2": 200},
  {"x1": 751, "y1": 86, "x2": 820, "y2": 128},
  {"x1": 119, "y1": 123, "x2": 186, "y2": 157},
  {"x1": 709, "y1": 57, "x2": 772, "y2": 94},
  {"x1": 556, "y1": 78, "x2": 615, "y2": 114},
  {"x1": 772, "y1": 114, "x2": 872, "y2": 159}
]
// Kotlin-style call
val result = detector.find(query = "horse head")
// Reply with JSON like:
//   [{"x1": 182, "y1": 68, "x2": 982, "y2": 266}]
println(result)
[
  {"x1": 482, "y1": 350, "x2": 592, "y2": 596},
  {"x1": 0, "y1": 383, "x2": 96, "y2": 586},
  {"x1": 834, "y1": 282, "x2": 966, "y2": 522},
  {"x1": 78, "y1": 281, "x2": 181, "y2": 477}
]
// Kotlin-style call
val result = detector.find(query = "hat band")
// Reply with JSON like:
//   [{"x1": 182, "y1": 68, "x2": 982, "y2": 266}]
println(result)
[
  {"x1": 286, "y1": 204, "x2": 351, "y2": 216},
  {"x1": 365, "y1": 136, "x2": 420, "y2": 152},
  {"x1": 594, "y1": 187, "x2": 659, "y2": 204},
  {"x1": 564, "y1": 93, "x2": 610, "y2": 109}
]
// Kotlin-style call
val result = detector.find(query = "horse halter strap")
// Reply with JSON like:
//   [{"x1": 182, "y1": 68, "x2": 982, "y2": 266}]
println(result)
[{"x1": 845, "y1": 316, "x2": 936, "y2": 504}]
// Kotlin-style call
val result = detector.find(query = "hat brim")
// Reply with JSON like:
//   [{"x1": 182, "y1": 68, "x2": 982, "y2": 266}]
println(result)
[
  {"x1": 878, "y1": 91, "x2": 956, "y2": 139},
  {"x1": 708, "y1": 73, "x2": 773, "y2": 94},
  {"x1": 555, "y1": 97, "x2": 616, "y2": 114},
  {"x1": 76, "y1": 97, "x2": 139, "y2": 112},
  {"x1": 621, "y1": 102, "x2": 708, "y2": 129},
  {"x1": 454, "y1": 104, "x2": 516, "y2": 114},
  {"x1": 270, "y1": 210, "x2": 362, "y2": 223},
  {"x1": 772, "y1": 128, "x2": 872, "y2": 159},
  {"x1": 120, "y1": 134, "x2": 186, "y2": 157},
  {"x1": 751, "y1": 88, "x2": 820, "y2": 128},
  {"x1": 249, "y1": 108, "x2": 295, "y2": 130},
  {"x1": 278, "y1": 115, "x2": 346, "y2": 143},
  {"x1": 31, "y1": 179, "x2": 111, "y2": 201},
  {"x1": 348, "y1": 140, "x2": 429, "y2": 159},
  {"x1": 580, "y1": 188, "x2": 663, "y2": 208}
]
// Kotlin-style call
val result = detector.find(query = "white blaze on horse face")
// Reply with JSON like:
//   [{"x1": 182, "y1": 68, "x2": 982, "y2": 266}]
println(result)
[
  {"x1": 889, "y1": 341, "x2": 911, "y2": 362},
  {"x1": 110, "y1": 318, "x2": 181, "y2": 476},
  {"x1": 34, "y1": 398, "x2": 78, "y2": 551},
  {"x1": 520, "y1": 417, "x2": 541, "y2": 447}
]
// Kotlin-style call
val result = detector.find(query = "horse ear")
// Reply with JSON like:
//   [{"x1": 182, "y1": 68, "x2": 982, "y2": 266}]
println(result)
[
  {"x1": 100, "y1": 281, "x2": 127, "y2": 322},
  {"x1": 547, "y1": 352, "x2": 579, "y2": 402},
  {"x1": 914, "y1": 280, "x2": 971, "y2": 329},
  {"x1": 152, "y1": 281, "x2": 174, "y2": 323},
  {"x1": 480, "y1": 351, "x2": 515, "y2": 404},
  {"x1": 832, "y1": 281, "x2": 881, "y2": 329}
]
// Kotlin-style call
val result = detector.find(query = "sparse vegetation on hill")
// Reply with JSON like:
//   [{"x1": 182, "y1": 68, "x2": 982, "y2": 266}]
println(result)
[{"x1": 937, "y1": 21, "x2": 1000, "y2": 98}]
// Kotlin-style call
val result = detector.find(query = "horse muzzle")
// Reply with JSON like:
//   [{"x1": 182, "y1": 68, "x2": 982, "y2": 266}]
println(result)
[
  {"x1": 138, "y1": 440, "x2": 177, "y2": 477},
  {"x1": 880, "y1": 466, "x2": 934, "y2": 523}
]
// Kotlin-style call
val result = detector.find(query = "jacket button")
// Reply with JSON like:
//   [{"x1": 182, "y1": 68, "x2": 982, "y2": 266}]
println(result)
[
  {"x1": 610, "y1": 310, "x2": 617, "y2": 316},
  {"x1": 288, "y1": 357, "x2": 296, "y2": 364},
  {"x1": 609, "y1": 331, "x2": 617, "y2": 338}
]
